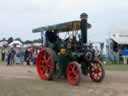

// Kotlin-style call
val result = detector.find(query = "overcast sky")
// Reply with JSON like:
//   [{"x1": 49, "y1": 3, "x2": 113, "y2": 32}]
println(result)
[{"x1": 0, "y1": 0, "x2": 127, "y2": 42}]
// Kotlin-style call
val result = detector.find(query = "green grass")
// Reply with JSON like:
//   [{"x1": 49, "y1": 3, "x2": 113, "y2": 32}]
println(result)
[
  {"x1": 0, "y1": 60, "x2": 4, "y2": 64},
  {"x1": 0, "y1": 57, "x2": 128, "y2": 71},
  {"x1": 0, "y1": 60, "x2": 6, "y2": 64},
  {"x1": 103, "y1": 64, "x2": 128, "y2": 71}
]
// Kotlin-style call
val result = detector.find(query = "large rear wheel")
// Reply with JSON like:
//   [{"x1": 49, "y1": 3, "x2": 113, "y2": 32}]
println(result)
[
  {"x1": 36, "y1": 48, "x2": 55, "y2": 80},
  {"x1": 66, "y1": 62, "x2": 81, "y2": 85},
  {"x1": 89, "y1": 59, "x2": 105, "y2": 82}
]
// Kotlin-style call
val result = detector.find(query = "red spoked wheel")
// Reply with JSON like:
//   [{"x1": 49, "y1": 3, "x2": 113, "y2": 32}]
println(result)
[
  {"x1": 89, "y1": 59, "x2": 105, "y2": 82},
  {"x1": 36, "y1": 48, "x2": 54, "y2": 80},
  {"x1": 66, "y1": 62, "x2": 81, "y2": 85}
]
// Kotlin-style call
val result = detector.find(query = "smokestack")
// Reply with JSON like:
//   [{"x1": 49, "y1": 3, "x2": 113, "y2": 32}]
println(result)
[{"x1": 80, "y1": 13, "x2": 88, "y2": 44}]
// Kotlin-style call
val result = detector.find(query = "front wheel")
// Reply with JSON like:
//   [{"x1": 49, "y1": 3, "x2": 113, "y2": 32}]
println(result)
[
  {"x1": 66, "y1": 62, "x2": 81, "y2": 85},
  {"x1": 89, "y1": 59, "x2": 105, "y2": 82},
  {"x1": 36, "y1": 48, "x2": 55, "y2": 80}
]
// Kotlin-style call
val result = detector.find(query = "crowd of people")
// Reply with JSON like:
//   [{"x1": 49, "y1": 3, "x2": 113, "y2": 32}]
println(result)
[{"x1": 1, "y1": 47, "x2": 41, "y2": 65}]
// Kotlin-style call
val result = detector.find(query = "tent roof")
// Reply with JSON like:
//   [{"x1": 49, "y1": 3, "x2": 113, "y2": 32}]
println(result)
[
  {"x1": 32, "y1": 20, "x2": 91, "y2": 33},
  {"x1": 32, "y1": 42, "x2": 42, "y2": 47},
  {"x1": 9, "y1": 40, "x2": 22, "y2": 47},
  {"x1": 111, "y1": 32, "x2": 128, "y2": 44},
  {"x1": 112, "y1": 38, "x2": 128, "y2": 44},
  {"x1": 23, "y1": 44, "x2": 32, "y2": 48}
]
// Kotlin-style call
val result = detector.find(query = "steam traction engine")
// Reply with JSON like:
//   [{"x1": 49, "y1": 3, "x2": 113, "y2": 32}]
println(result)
[{"x1": 32, "y1": 13, "x2": 105, "y2": 85}]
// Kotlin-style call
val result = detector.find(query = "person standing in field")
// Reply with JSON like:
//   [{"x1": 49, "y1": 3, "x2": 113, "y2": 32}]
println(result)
[
  {"x1": 7, "y1": 49, "x2": 11, "y2": 65},
  {"x1": 7, "y1": 48, "x2": 15, "y2": 65},
  {"x1": 1, "y1": 47, "x2": 6, "y2": 61},
  {"x1": 10, "y1": 48, "x2": 16, "y2": 64},
  {"x1": 24, "y1": 48, "x2": 31, "y2": 65}
]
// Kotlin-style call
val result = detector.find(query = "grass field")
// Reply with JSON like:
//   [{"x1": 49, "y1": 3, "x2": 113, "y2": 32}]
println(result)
[
  {"x1": 0, "y1": 50, "x2": 128, "y2": 96},
  {"x1": 103, "y1": 64, "x2": 128, "y2": 71},
  {"x1": 0, "y1": 64, "x2": 128, "y2": 96},
  {"x1": 0, "y1": 60, "x2": 128, "y2": 71},
  {"x1": 0, "y1": 61, "x2": 128, "y2": 96}
]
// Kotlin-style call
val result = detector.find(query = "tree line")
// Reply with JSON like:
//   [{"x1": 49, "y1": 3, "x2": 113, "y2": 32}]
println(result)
[{"x1": 0, "y1": 37, "x2": 41, "y2": 44}]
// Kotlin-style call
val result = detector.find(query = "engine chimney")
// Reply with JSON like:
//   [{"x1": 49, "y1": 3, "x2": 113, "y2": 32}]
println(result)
[{"x1": 80, "y1": 13, "x2": 88, "y2": 44}]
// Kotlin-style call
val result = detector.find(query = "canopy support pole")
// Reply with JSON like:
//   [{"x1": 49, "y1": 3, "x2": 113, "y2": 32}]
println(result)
[{"x1": 41, "y1": 31, "x2": 45, "y2": 46}]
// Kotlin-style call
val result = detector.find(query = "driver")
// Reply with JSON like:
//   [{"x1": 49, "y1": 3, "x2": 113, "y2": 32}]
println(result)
[{"x1": 45, "y1": 30, "x2": 58, "y2": 43}]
